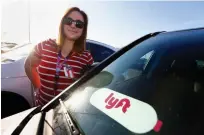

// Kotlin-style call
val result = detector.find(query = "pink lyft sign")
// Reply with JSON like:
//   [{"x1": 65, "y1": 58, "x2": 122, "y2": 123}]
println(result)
[{"x1": 90, "y1": 88, "x2": 162, "y2": 134}]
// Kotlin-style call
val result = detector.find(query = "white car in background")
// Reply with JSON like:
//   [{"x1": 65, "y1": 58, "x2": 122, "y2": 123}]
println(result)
[
  {"x1": 1, "y1": 39, "x2": 118, "y2": 118},
  {"x1": 1, "y1": 42, "x2": 18, "y2": 53}
]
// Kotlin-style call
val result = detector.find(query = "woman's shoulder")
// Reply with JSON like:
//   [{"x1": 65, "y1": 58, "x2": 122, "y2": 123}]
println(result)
[
  {"x1": 41, "y1": 38, "x2": 57, "y2": 47},
  {"x1": 38, "y1": 38, "x2": 58, "y2": 51},
  {"x1": 81, "y1": 50, "x2": 92, "y2": 56}
]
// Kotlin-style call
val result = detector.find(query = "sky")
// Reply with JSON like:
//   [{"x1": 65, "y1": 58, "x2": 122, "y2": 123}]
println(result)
[{"x1": 1, "y1": 0, "x2": 204, "y2": 48}]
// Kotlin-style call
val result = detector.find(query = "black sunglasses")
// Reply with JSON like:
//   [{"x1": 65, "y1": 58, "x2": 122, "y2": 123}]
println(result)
[{"x1": 63, "y1": 17, "x2": 84, "y2": 29}]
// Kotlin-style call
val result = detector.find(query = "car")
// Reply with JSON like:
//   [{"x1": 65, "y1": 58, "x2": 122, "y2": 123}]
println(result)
[
  {"x1": 1, "y1": 42, "x2": 18, "y2": 53},
  {"x1": 1, "y1": 28, "x2": 204, "y2": 135},
  {"x1": 1, "y1": 39, "x2": 118, "y2": 118}
]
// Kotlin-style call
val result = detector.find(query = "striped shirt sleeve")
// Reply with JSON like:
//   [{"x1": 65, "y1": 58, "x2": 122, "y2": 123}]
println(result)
[
  {"x1": 33, "y1": 42, "x2": 44, "y2": 58},
  {"x1": 33, "y1": 39, "x2": 55, "y2": 58}
]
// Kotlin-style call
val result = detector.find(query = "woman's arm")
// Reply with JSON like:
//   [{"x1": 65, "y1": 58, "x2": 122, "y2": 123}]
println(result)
[{"x1": 24, "y1": 51, "x2": 41, "y2": 89}]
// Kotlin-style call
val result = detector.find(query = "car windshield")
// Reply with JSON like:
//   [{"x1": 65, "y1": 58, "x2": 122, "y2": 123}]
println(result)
[{"x1": 53, "y1": 29, "x2": 204, "y2": 135}]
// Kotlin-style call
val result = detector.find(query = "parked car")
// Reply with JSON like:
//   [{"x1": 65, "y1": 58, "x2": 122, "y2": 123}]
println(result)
[
  {"x1": 1, "y1": 42, "x2": 18, "y2": 53},
  {"x1": 1, "y1": 39, "x2": 117, "y2": 118},
  {"x1": 1, "y1": 28, "x2": 204, "y2": 135}
]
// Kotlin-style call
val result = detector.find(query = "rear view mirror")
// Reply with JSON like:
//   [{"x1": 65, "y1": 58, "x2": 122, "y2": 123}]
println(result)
[
  {"x1": 92, "y1": 62, "x2": 100, "y2": 67},
  {"x1": 89, "y1": 71, "x2": 114, "y2": 88}
]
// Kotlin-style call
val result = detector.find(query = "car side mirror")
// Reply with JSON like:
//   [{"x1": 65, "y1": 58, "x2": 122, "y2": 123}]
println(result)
[
  {"x1": 91, "y1": 62, "x2": 100, "y2": 68},
  {"x1": 80, "y1": 62, "x2": 100, "y2": 76}
]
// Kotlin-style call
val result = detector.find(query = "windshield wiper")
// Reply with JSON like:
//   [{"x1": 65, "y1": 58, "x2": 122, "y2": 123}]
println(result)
[
  {"x1": 11, "y1": 107, "x2": 41, "y2": 135},
  {"x1": 59, "y1": 99, "x2": 81, "y2": 135}
]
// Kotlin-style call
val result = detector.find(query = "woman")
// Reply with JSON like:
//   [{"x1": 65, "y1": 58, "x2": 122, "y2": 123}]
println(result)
[{"x1": 24, "y1": 7, "x2": 94, "y2": 106}]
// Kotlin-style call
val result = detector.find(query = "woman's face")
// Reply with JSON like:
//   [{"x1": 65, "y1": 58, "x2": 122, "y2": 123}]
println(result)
[{"x1": 63, "y1": 11, "x2": 84, "y2": 41}]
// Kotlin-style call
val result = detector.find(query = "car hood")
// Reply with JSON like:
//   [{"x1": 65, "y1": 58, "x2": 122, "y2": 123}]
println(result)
[
  {"x1": 1, "y1": 107, "x2": 37, "y2": 135},
  {"x1": 1, "y1": 43, "x2": 33, "y2": 64}
]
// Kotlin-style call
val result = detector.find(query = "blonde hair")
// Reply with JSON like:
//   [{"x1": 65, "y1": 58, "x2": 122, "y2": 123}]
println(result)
[{"x1": 57, "y1": 7, "x2": 88, "y2": 53}]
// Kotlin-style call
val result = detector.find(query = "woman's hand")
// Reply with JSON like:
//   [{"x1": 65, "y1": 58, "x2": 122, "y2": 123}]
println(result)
[
  {"x1": 33, "y1": 87, "x2": 40, "y2": 106},
  {"x1": 24, "y1": 50, "x2": 41, "y2": 89}
]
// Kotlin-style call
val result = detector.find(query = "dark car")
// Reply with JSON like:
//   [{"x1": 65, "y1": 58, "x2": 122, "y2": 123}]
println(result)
[{"x1": 2, "y1": 28, "x2": 204, "y2": 135}]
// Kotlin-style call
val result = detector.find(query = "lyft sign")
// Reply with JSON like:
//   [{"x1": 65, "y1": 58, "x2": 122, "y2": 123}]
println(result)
[
  {"x1": 105, "y1": 93, "x2": 130, "y2": 113},
  {"x1": 90, "y1": 88, "x2": 162, "y2": 134}
]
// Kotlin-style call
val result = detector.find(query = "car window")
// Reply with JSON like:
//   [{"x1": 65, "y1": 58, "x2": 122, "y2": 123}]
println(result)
[
  {"x1": 196, "y1": 60, "x2": 204, "y2": 69},
  {"x1": 87, "y1": 43, "x2": 115, "y2": 62},
  {"x1": 152, "y1": 42, "x2": 204, "y2": 135},
  {"x1": 121, "y1": 50, "x2": 154, "y2": 81},
  {"x1": 54, "y1": 30, "x2": 204, "y2": 135}
]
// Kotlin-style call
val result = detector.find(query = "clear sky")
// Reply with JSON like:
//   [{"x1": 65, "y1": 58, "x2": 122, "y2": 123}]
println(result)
[{"x1": 1, "y1": 0, "x2": 204, "y2": 48}]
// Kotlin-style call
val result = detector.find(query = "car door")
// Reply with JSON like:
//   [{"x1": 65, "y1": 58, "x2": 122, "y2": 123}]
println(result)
[{"x1": 86, "y1": 42, "x2": 115, "y2": 63}]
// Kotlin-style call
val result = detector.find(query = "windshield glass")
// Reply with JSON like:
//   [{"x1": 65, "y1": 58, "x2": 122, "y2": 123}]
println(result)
[{"x1": 53, "y1": 30, "x2": 204, "y2": 135}]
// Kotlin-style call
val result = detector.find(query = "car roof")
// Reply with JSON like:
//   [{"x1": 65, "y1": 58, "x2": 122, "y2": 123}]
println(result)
[
  {"x1": 160, "y1": 27, "x2": 204, "y2": 35},
  {"x1": 146, "y1": 27, "x2": 204, "y2": 48},
  {"x1": 86, "y1": 39, "x2": 118, "y2": 51}
]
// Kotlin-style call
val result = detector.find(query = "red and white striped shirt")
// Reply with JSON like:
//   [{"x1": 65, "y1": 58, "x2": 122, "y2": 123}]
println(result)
[{"x1": 33, "y1": 39, "x2": 94, "y2": 106}]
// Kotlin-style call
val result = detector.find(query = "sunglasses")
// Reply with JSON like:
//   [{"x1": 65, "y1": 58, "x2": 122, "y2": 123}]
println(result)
[{"x1": 63, "y1": 17, "x2": 84, "y2": 29}]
